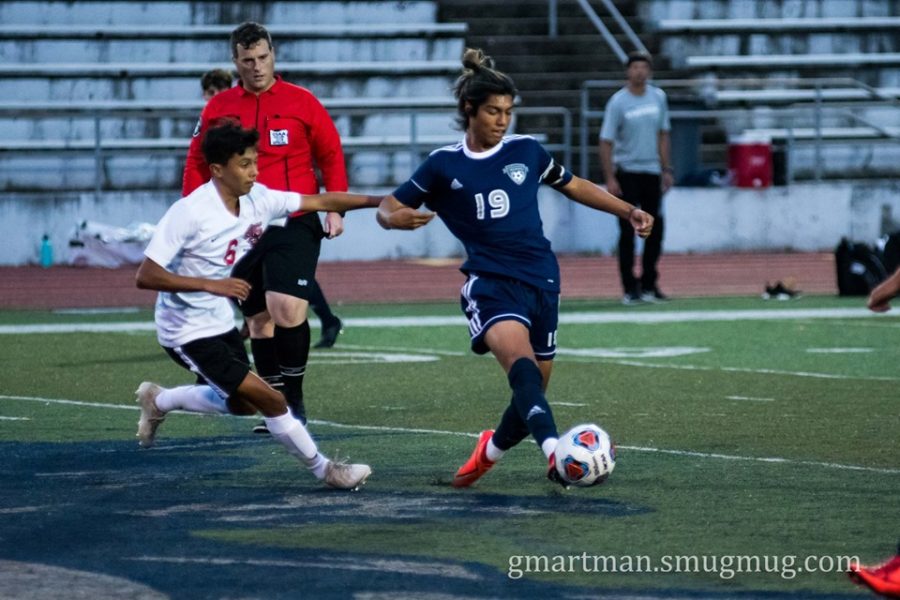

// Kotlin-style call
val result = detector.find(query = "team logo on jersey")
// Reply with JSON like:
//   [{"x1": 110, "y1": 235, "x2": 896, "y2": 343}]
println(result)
[
  {"x1": 269, "y1": 129, "x2": 289, "y2": 146},
  {"x1": 243, "y1": 222, "x2": 264, "y2": 246},
  {"x1": 503, "y1": 163, "x2": 528, "y2": 185},
  {"x1": 450, "y1": 178, "x2": 464, "y2": 190},
  {"x1": 192, "y1": 119, "x2": 201, "y2": 137}
]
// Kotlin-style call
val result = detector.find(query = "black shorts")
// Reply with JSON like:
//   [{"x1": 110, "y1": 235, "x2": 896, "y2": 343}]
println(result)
[
  {"x1": 231, "y1": 212, "x2": 324, "y2": 317},
  {"x1": 163, "y1": 329, "x2": 251, "y2": 398}
]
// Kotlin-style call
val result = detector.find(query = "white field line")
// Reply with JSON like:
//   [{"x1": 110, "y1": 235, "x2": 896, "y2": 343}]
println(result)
[
  {"x1": 125, "y1": 555, "x2": 482, "y2": 581},
  {"x1": 2, "y1": 394, "x2": 897, "y2": 476},
  {"x1": 337, "y1": 343, "x2": 467, "y2": 357},
  {"x1": 0, "y1": 307, "x2": 885, "y2": 335},
  {"x1": 726, "y1": 395, "x2": 775, "y2": 402},
  {"x1": 54, "y1": 307, "x2": 141, "y2": 315},
  {"x1": 560, "y1": 356, "x2": 900, "y2": 382},
  {"x1": 806, "y1": 347, "x2": 874, "y2": 354},
  {"x1": 799, "y1": 318, "x2": 900, "y2": 330}
]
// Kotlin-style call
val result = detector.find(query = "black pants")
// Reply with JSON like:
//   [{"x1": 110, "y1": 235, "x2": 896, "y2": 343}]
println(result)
[{"x1": 616, "y1": 169, "x2": 664, "y2": 294}]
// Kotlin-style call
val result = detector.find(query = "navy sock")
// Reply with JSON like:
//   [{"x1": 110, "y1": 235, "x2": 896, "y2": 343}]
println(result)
[
  {"x1": 507, "y1": 357, "x2": 558, "y2": 448},
  {"x1": 274, "y1": 321, "x2": 310, "y2": 421},
  {"x1": 493, "y1": 400, "x2": 530, "y2": 451},
  {"x1": 250, "y1": 337, "x2": 282, "y2": 392}
]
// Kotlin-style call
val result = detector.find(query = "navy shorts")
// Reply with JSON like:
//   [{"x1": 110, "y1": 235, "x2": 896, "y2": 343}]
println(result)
[
  {"x1": 163, "y1": 328, "x2": 251, "y2": 399},
  {"x1": 459, "y1": 273, "x2": 559, "y2": 360},
  {"x1": 231, "y1": 211, "x2": 324, "y2": 317}
]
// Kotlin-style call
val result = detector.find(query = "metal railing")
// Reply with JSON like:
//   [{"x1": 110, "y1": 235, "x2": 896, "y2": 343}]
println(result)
[
  {"x1": 548, "y1": 0, "x2": 647, "y2": 63},
  {"x1": 517, "y1": 105, "x2": 574, "y2": 170},
  {"x1": 580, "y1": 76, "x2": 900, "y2": 182},
  {"x1": 0, "y1": 102, "x2": 573, "y2": 196}
]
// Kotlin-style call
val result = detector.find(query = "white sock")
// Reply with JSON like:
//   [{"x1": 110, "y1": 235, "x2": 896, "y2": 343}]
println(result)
[
  {"x1": 155, "y1": 385, "x2": 229, "y2": 414},
  {"x1": 541, "y1": 437, "x2": 558, "y2": 460},
  {"x1": 485, "y1": 438, "x2": 505, "y2": 462},
  {"x1": 265, "y1": 411, "x2": 329, "y2": 477}
]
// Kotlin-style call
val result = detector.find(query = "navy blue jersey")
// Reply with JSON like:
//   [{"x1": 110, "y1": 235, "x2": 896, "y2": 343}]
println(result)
[{"x1": 393, "y1": 135, "x2": 573, "y2": 292}]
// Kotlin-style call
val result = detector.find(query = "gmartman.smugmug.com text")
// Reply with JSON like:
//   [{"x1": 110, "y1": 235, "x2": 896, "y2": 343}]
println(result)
[{"x1": 507, "y1": 553, "x2": 858, "y2": 580}]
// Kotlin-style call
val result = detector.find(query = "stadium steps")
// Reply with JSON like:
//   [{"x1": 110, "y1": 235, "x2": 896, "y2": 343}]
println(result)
[{"x1": 436, "y1": 0, "x2": 667, "y2": 180}]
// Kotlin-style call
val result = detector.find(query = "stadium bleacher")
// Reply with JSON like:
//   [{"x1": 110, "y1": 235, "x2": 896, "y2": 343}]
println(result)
[
  {"x1": 0, "y1": 0, "x2": 466, "y2": 193},
  {"x1": 636, "y1": 0, "x2": 900, "y2": 182}
]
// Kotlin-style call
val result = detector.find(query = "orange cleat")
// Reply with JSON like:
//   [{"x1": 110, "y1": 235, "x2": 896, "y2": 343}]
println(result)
[
  {"x1": 546, "y1": 452, "x2": 569, "y2": 488},
  {"x1": 849, "y1": 553, "x2": 900, "y2": 598},
  {"x1": 451, "y1": 430, "x2": 496, "y2": 488}
]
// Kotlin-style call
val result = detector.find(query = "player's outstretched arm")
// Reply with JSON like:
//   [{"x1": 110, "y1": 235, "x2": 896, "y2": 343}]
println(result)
[
  {"x1": 868, "y1": 267, "x2": 900, "y2": 312},
  {"x1": 558, "y1": 176, "x2": 654, "y2": 238},
  {"x1": 135, "y1": 258, "x2": 251, "y2": 301},
  {"x1": 376, "y1": 195, "x2": 436, "y2": 230},
  {"x1": 299, "y1": 192, "x2": 382, "y2": 214}
]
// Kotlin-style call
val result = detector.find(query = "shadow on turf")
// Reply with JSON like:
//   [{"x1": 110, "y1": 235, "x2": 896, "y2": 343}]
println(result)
[{"x1": 0, "y1": 439, "x2": 867, "y2": 600}]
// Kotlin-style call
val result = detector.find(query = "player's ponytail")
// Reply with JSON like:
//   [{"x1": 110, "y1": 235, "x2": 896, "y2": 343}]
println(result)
[
  {"x1": 460, "y1": 48, "x2": 492, "y2": 73},
  {"x1": 453, "y1": 47, "x2": 517, "y2": 130}
]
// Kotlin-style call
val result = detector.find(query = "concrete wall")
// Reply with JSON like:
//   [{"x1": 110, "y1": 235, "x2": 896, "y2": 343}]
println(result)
[{"x1": 9, "y1": 181, "x2": 900, "y2": 266}]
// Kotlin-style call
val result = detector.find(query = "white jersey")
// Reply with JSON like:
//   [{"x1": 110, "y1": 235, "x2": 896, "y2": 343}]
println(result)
[{"x1": 144, "y1": 180, "x2": 302, "y2": 347}]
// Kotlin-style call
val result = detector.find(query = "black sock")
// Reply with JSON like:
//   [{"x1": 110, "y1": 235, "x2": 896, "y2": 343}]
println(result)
[
  {"x1": 250, "y1": 337, "x2": 282, "y2": 392},
  {"x1": 493, "y1": 400, "x2": 530, "y2": 451},
  {"x1": 274, "y1": 321, "x2": 310, "y2": 421},
  {"x1": 308, "y1": 279, "x2": 338, "y2": 327},
  {"x1": 507, "y1": 357, "x2": 558, "y2": 448}
]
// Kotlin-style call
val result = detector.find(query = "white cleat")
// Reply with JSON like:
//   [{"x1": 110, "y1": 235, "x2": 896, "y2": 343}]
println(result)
[
  {"x1": 135, "y1": 382, "x2": 166, "y2": 448},
  {"x1": 323, "y1": 460, "x2": 372, "y2": 490}
]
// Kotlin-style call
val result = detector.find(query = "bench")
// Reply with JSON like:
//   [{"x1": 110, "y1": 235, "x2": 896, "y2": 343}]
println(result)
[
  {"x1": 0, "y1": 132, "x2": 549, "y2": 153},
  {"x1": 0, "y1": 60, "x2": 460, "y2": 78},
  {"x1": 687, "y1": 53, "x2": 900, "y2": 69},
  {"x1": 0, "y1": 136, "x2": 457, "y2": 153},
  {"x1": 0, "y1": 23, "x2": 468, "y2": 39},
  {"x1": 711, "y1": 87, "x2": 900, "y2": 105},
  {"x1": 656, "y1": 16, "x2": 900, "y2": 33},
  {"x1": 0, "y1": 96, "x2": 457, "y2": 116},
  {"x1": 742, "y1": 126, "x2": 900, "y2": 141}
]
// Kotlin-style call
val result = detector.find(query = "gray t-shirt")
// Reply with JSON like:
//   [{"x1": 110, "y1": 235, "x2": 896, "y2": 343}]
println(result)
[{"x1": 600, "y1": 84, "x2": 670, "y2": 174}]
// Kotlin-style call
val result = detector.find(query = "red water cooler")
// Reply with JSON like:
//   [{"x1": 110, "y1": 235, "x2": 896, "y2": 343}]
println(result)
[{"x1": 728, "y1": 135, "x2": 773, "y2": 188}]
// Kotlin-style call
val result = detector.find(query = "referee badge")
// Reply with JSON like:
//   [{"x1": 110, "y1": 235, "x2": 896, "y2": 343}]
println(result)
[
  {"x1": 503, "y1": 163, "x2": 528, "y2": 185},
  {"x1": 269, "y1": 129, "x2": 289, "y2": 146}
]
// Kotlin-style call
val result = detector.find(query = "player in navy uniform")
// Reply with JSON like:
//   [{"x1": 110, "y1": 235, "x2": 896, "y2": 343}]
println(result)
[{"x1": 377, "y1": 49, "x2": 653, "y2": 487}]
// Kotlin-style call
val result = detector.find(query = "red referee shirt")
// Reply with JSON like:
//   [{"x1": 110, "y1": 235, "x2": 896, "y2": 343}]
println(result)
[{"x1": 182, "y1": 76, "x2": 348, "y2": 216}]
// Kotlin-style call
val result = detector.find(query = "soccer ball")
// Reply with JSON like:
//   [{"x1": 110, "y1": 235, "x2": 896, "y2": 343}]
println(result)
[{"x1": 554, "y1": 423, "x2": 616, "y2": 487}]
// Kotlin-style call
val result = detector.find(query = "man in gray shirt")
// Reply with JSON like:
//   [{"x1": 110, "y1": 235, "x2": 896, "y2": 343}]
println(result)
[{"x1": 600, "y1": 51, "x2": 674, "y2": 304}]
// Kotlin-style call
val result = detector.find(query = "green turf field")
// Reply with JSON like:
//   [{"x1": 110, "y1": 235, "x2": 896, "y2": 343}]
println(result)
[{"x1": 0, "y1": 295, "x2": 896, "y2": 599}]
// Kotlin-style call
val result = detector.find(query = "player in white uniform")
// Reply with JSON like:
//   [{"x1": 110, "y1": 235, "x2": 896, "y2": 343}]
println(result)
[{"x1": 135, "y1": 123, "x2": 379, "y2": 490}]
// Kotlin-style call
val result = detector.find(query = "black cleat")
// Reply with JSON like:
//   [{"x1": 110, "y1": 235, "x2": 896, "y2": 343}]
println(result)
[
  {"x1": 640, "y1": 287, "x2": 670, "y2": 303},
  {"x1": 314, "y1": 317, "x2": 343, "y2": 348}
]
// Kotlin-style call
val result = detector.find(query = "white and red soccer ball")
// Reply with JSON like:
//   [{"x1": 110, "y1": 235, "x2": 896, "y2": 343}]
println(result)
[{"x1": 554, "y1": 423, "x2": 616, "y2": 487}]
